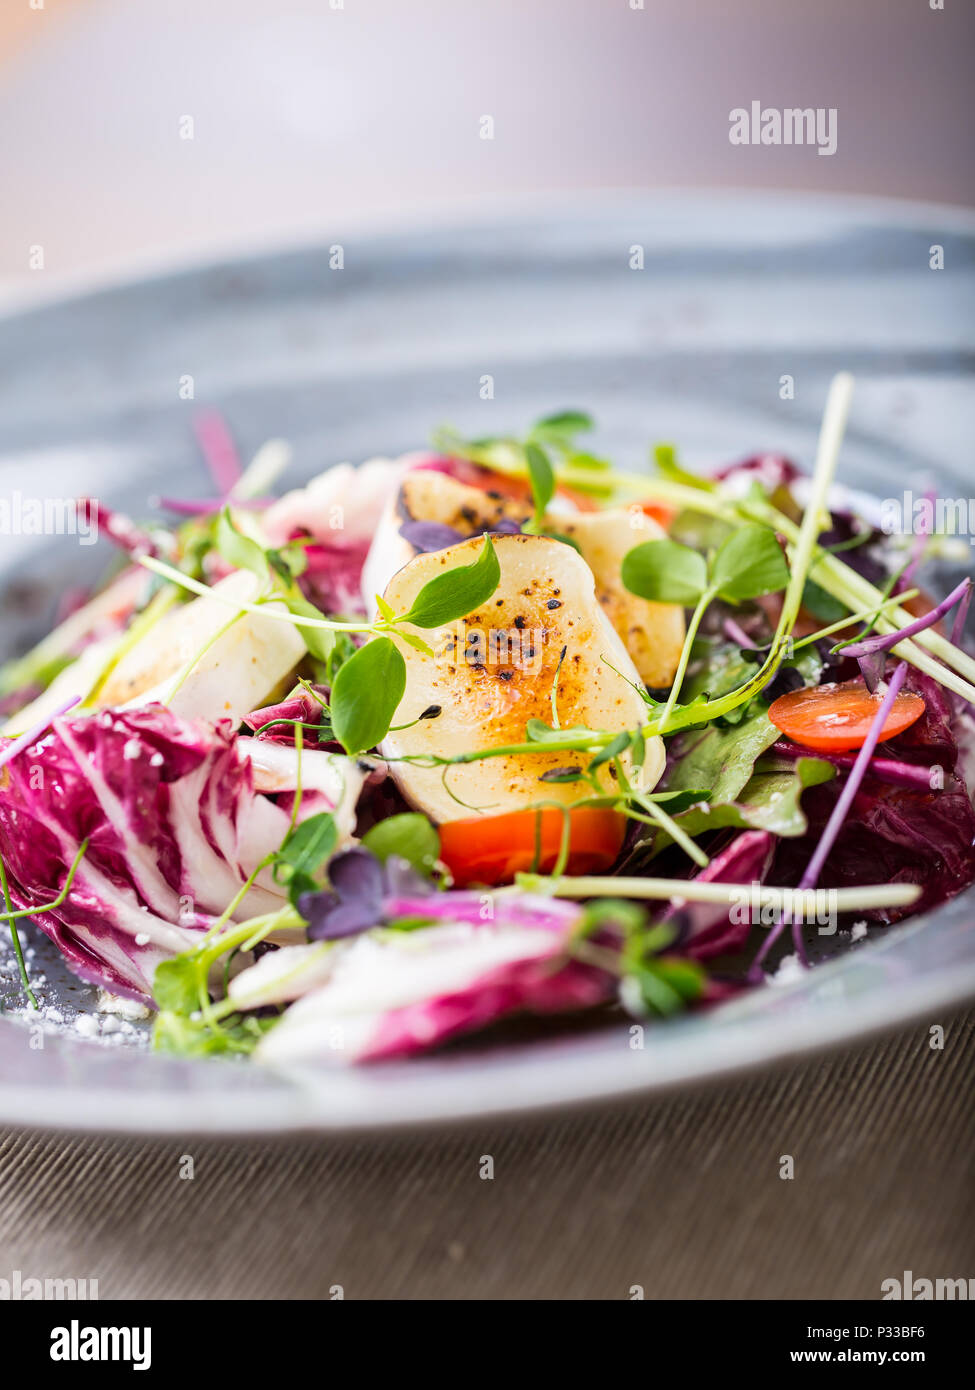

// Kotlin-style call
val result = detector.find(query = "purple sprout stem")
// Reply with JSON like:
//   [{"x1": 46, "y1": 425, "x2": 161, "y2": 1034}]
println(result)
[
  {"x1": 193, "y1": 409, "x2": 242, "y2": 495},
  {"x1": 750, "y1": 661, "x2": 909, "y2": 978},
  {"x1": 841, "y1": 578, "x2": 971, "y2": 659},
  {"x1": 950, "y1": 582, "x2": 973, "y2": 648},
  {"x1": 723, "y1": 617, "x2": 756, "y2": 649}
]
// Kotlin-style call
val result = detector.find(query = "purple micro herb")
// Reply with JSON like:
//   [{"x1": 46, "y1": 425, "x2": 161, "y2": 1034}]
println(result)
[
  {"x1": 400, "y1": 517, "x2": 523, "y2": 553},
  {"x1": 193, "y1": 408, "x2": 242, "y2": 496},
  {"x1": 841, "y1": 578, "x2": 971, "y2": 662},
  {"x1": 300, "y1": 846, "x2": 432, "y2": 942},
  {"x1": 951, "y1": 581, "x2": 972, "y2": 648},
  {"x1": 723, "y1": 617, "x2": 755, "y2": 649},
  {"x1": 399, "y1": 520, "x2": 466, "y2": 552},
  {"x1": 751, "y1": 661, "x2": 910, "y2": 977},
  {"x1": 0, "y1": 694, "x2": 83, "y2": 771}
]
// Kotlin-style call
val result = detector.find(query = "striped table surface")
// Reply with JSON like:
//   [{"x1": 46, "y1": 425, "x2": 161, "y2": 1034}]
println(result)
[{"x1": 1, "y1": 1008, "x2": 972, "y2": 1300}]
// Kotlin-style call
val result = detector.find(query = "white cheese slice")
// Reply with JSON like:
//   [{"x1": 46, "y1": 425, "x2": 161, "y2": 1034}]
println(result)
[{"x1": 379, "y1": 533, "x2": 663, "y2": 823}]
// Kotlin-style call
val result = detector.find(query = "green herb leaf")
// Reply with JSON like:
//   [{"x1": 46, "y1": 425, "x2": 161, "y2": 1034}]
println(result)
[
  {"x1": 621, "y1": 539, "x2": 708, "y2": 604},
  {"x1": 375, "y1": 593, "x2": 396, "y2": 623},
  {"x1": 633, "y1": 957, "x2": 706, "y2": 1015},
  {"x1": 524, "y1": 441, "x2": 556, "y2": 525},
  {"x1": 216, "y1": 507, "x2": 270, "y2": 580},
  {"x1": 272, "y1": 811, "x2": 338, "y2": 904},
  {"x1": 649, "y1": 754, "x2": 835, "y2": 852},
  {"x1": 267, "y1": 542, "x2": 308, "y2": 584},
  {"x1": 659, "y1": 706, "x2": 783, "y2": 804},
  {"x1": 394, "y1": 629, "x2": 436, "y2": 657},
  {"x1": 282, "y1": 588, "x2": 336, "y2": 663},
  {"x1": 398, "y1": 535, "x2": 501, "y2": 628},
  {"x1": 652, "y1": 443, "x2": 714, "y2": 492},
  {"x1": 801, "y1": 576, "x2": 848, "y2": 623},
  {"x1": 153, "y1": 954, "x2": 204, "y2": 1014},
  {"x1": 329, "y1": 637, "x2": 406, "y2": 753},
  {"x1": 525, "y1": 717, "x2": 598, "y2": 744},
  {"x1": 709, "y1": 524, "x2": 790, "y2": 603},
  {"x1": 154, "y1": 1009, "x2": 277, "y2": 1058},
  {"x1": 531, "y1": 410, "x2": 594, "y2": 439},
  {"x1": 362, "y1": 814, "x2": 440, "y2": 875},
  {"x1": 577, "y1": 898, "x2": 648, "y2": 938},
  {"x1": 587, "y1": 730, "x2": 632, "y2": 773}
]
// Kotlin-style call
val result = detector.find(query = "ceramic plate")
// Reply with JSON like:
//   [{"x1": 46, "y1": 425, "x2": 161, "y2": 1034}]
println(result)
[{"x1": 1, "y1": 191, "x2": 973, "y2": 1133}]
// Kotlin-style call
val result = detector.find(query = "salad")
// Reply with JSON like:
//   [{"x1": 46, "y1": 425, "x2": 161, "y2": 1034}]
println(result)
[{"x1": 1, "y1": 374, "x2": 973, "y2": 1064}]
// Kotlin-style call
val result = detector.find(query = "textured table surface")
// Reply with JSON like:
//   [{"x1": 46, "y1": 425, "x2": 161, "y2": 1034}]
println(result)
[{"x1": 1, "y1": 1009, "x2": 972, "y2": 1300}]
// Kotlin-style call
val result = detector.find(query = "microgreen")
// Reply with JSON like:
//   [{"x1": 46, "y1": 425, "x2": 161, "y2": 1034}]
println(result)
[
  {"x1": 329, "y1": 638, "x2": 407, "y2": 755},
  {"x1": 621, "y1": 538, "x2": 708, "y2": 605},
  {"x1": 215, "y1": 505, "x2": 270, "y2": 579},
  {"x1": 652, "y1": 442, "x2": 715, "y2": 493},
  {"x1": 361, "y1": 814, "x2": 440, "y2": 876},
  {"x1": 396, "y1": 534, "x2": 501, "y2": 628},
  {"x1": 524, "y1": 442, "x2": 556, "y2": 531},
  {"x1": 0, "y1": 839, "x2": 90, "y2": 1009},
  {"x1": 270, "y1": 810, "x2": 339, "y2": 904},
  {"x1": 139, "y1": 529, "x2": 501, "y2": 753}
]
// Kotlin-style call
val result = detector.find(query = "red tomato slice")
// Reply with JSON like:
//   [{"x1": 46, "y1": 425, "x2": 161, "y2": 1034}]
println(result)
[
  {"x1": 439, "y1": 807, "x2": 626, "y2": 887},
  {"x1": 768, "y1": 679, "x2": 925, "y2": 753},
  {"x1": 637, "y1": 500, "x2": 676, "y2": 529}
]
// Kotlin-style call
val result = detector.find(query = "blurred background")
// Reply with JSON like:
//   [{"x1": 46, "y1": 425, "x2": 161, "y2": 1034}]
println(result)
[{"x1": 1, "y1": 0, "x2": 973, "y2": 304}]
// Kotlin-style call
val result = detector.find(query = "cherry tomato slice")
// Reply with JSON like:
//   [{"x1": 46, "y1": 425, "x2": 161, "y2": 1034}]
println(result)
[
  {"x1": 636, "y1": 501, "x2": 676, "y2": 528},
  {"x1": 768, "y1": 679, "x2": 925, "y2": 753},
  {"x1": 439, "y1": 807, "x2": 626, "y2": 887}
]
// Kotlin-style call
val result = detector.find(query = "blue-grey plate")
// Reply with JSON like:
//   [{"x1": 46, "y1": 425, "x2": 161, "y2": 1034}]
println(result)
[{"x1": 1, "y1": 191, "x2": 974, "y2": 1134}]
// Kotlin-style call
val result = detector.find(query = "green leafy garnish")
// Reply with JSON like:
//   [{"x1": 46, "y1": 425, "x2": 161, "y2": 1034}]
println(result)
[
  {"x1": 652, "y1": 442, "x2": 715, "y2": 493},
  {"x1": 622, "y1": 524, "x2": 790, "y2": 731},
  {"x1": 531, "y1": 410, "x2": 595, "y2": 441},
  {"x1": 708, "y1": 524, "x2": 790, "y2": 603},
  {"x1": 329, "y1": 637, "x2": 407, "y2": 754},
  {"x1": 645, "y1": 755, "x2": 835, "y2": 856},
  {"x1": 215, "y1": 506, "x2": 270, "y2": 579},
  {"x1": 154, "y1": 1009, "x2": 278, "y2": 1058},
  {"x1": 271, "y1": 811, "x2": 338, "y2": 904},
  {"x1": 524, "y1": 441, "x2": 556, "y2": 531},
  {"x1": 398, "y1": 534, "x2": 501, "y2": 628},
  {"x1": 800, "y1": 576, "x2": 849, "y2": 623},
  {"x1": 621, "y1": 538, "x2": 708, "y2": 604},
  {"x1": 362, "y1": 814, "x2": 440, "y2": 876},
  {"x1": 572, "y1": 899, "x2": 706, "y2": 1016}
]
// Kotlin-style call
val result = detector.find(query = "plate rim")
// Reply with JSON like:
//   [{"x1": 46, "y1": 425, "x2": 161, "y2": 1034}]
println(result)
[{"x1": 0, "y1": 186, "x2": 973, "y2": 1134}]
